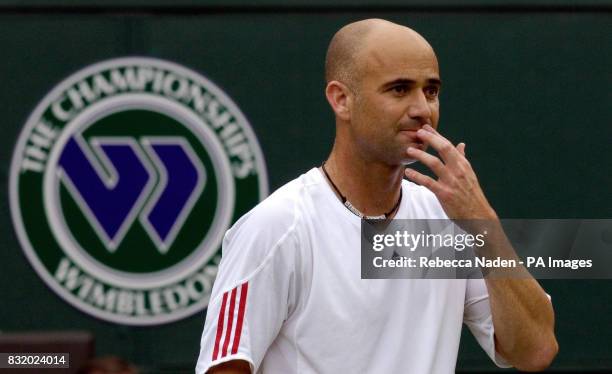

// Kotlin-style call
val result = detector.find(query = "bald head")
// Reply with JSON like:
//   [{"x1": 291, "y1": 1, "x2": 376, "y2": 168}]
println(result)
[{"x1": 325, "y1": 19, "x2": 436, "y2": 89}]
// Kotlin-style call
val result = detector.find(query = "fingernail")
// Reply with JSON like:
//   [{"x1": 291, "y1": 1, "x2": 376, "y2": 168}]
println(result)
[
  {"x1": 407, "y1": 147, "x2": 414, "y2": 153},
  {"x1": 417, "y1": 129, "x2": 427, "y2": 136},
  {"x1": 424, "y1": 124, "x2": 435, "y2": 132}
]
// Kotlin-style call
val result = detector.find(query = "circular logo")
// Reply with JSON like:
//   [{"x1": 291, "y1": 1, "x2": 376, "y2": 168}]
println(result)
[{"x1": 10, "y1": 57, "x2": 268, "y2": 325}]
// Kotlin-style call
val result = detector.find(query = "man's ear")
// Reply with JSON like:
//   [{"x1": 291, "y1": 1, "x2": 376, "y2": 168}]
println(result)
[{"x1": 325, "y1": 81, "x2": 352, "y2": 121}]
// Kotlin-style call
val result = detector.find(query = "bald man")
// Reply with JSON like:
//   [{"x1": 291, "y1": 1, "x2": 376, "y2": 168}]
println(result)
[{"x1": 195, "y1": 19, "x2": 558, "y2": 374}]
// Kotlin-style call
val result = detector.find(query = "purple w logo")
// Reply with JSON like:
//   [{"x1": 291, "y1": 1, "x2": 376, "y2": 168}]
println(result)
[{"x1": 58, "y1": 135, "x2": 205, "y2": 253}]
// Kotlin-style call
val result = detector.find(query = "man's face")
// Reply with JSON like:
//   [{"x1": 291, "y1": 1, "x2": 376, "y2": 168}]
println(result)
[{"x1": 347, "y1": 33, "x2": 441, "y2": 165}]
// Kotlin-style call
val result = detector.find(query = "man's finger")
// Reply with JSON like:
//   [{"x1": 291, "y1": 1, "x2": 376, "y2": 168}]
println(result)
[
  {"x1": 416, "y1": 128, "x2": 461, "y2": 166},
  {"x1": 404, "y1": 168, "x2": 440, "y2": 193},
  {"x1": 406, "y1": 147, "x2": 448, "y2": 179},
  {"x1": 457, "y1": 142, "x2": 466, "y2": 157},
  {"x1": 423, "y1": 124, "x2": 438, "y2": 134}
]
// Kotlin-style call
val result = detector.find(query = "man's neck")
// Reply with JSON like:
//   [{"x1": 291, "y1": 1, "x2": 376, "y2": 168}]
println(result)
[{"x1": 323, "y1": 148, "x2": 404, "y2": 218}]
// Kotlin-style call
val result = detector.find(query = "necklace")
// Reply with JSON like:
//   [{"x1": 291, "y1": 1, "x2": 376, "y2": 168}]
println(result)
[{"x1": 321, "y1": 162, "x2": 402, "y2": 220}]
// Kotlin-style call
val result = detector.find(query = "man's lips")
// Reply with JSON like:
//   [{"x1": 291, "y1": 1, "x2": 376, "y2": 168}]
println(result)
[{"x1": 398, "y1": 129, "x2": 425, "y2": 144}]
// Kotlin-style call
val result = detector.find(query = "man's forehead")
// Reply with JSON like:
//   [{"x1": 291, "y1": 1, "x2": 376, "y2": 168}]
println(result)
[
  {"x1": 362, "y1": 49, "x2": 440, "y2": 84},
  {"x1": 358, "y1": 26, "x2": 439, "y2": 82}
]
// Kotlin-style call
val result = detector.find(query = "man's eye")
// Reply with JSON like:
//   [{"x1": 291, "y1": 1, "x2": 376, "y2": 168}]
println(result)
[
  {"x1": 425, "y1": 86, "x2": 439, "y2": 98},
  {"x1": 392, "y1": 86, "x2": 408, "y2": 95}
]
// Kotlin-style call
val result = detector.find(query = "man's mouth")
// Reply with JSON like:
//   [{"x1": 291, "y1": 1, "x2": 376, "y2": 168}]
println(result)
[{"x1": 398, "y1": 129, "x2": 424, "y2": 144}]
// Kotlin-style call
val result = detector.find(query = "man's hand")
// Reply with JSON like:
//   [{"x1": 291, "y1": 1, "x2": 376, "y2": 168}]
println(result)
[
  {"x1": 404, "y1": 124, "x2": 497, "y2": 220},
  {"x1": 405, "y1": 124, "x2": 558, "y2": 370}
]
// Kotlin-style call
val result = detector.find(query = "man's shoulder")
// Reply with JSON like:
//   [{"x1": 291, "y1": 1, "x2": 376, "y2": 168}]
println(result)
[
  {"x1": 226, "y1": 168, "x2": 320, "y2": 240},
  {"x1": 219, "y1": 169, "x2": 321, "y2": 268}
]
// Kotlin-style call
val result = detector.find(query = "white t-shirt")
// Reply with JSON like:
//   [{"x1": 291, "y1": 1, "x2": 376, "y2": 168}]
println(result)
[{"x1": 196, "y1": 168, "x2": 511, "y2": 374}]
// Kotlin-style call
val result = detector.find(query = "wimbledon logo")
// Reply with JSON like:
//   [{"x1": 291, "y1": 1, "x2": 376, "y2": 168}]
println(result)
[{"x1": 9, "y1": 57, "x2": 268, "y2": 325}]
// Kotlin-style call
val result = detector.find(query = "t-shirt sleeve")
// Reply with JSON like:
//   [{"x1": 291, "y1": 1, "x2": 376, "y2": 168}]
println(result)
[
  {"x1": 463, "y1": 278, "x2": 512, "y2": 368},
  {"x1": 195, "y1": 207, "x2": 299, "y2": 374}
]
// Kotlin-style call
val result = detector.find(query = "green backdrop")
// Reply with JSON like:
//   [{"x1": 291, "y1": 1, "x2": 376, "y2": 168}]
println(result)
[{"x1": 0, "y1": 1, "x2": 610, "y2": 372}]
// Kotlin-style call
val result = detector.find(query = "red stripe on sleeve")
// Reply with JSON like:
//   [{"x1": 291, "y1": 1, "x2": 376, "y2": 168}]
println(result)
[
  {"x1": 221, "y1": 286, "x2": 238, "y2": 357},
  {"x1": 231, "y1": 282, "x2": 249, "y2": 354},
  {"x1": 212, "y1": 291, "x2": 228, "y2": 360}
]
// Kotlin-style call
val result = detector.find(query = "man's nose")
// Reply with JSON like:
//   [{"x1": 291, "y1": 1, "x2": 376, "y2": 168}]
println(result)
[{"x1": 406, "y1": 90, "x2": 432, "y2": 122}]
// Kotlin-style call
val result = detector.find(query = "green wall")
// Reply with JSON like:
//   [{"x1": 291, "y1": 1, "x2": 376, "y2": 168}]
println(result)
[{"x1": 1, "y1": 2, "x2": 610, "y2": 372}]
